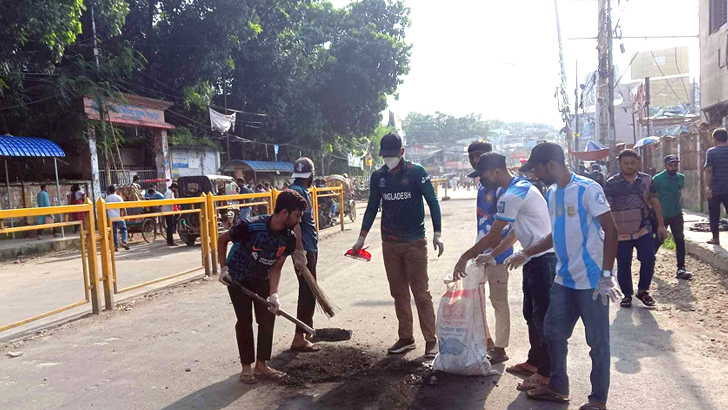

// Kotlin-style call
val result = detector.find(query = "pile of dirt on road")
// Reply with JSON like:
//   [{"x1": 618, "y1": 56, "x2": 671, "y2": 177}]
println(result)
[{"x1": 281, "y1": 346, "x2": 444, "y2": 409}]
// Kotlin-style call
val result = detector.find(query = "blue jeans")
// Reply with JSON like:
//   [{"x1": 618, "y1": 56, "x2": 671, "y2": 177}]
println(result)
[
  {"x1": 113, "y1": 221, "x2": 128, "y2": 249},
  {"x1": 545, "y1": 283, "x2": 611, "y2": 404},
  {"x1": 617, "y1": 233, "x2": 655, "y2": 296},
  {"x1": 239, "y1": 206, "x2": 251, "y2": 221}
]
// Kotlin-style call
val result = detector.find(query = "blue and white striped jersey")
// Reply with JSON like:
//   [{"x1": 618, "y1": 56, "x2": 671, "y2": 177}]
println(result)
[
  {"x1": 495, "y1": 177, "x2": 552, "y2": 257},
  {"x1": 546, "y1": 174, "x2": 611, "y2": 290}
]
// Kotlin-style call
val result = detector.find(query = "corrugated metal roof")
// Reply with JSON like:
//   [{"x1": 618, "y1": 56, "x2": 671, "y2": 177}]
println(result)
[
  {"x1": 222, "y1": 160, "x2": 293, "y2": 173},
  {"x1": 0, "y1": 135, "x2": 66, "y2": 157}
]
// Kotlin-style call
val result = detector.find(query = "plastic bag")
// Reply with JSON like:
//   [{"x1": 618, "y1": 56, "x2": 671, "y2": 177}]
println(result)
[{"x1": 433, "y1": 261, "x2": 499, "y2": 376}]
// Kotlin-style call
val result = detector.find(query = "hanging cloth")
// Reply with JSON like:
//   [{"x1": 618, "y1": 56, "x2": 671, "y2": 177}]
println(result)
[{"x1": 209, "y1": 108, "x2": 236, "y2": 132}]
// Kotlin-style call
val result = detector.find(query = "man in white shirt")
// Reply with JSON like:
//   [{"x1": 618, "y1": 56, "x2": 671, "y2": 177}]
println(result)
[
  {"x1": 455, "y1": 152, "x2": 556, "y2": 392},
  {"x1": 515, "y1": 143, "x2": 620, "y2": 410},
  {"x1": 163, "y1": 183, "x2": 179, "y2": 246},
  {"x1": 105, "y1": 185, "x2": 129, "y2": 251}
]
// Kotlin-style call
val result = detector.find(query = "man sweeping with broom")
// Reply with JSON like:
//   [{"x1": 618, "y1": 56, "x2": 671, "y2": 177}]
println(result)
[
  {"x1": 288, "y1": 157, "x2": 323, "y2": 352},
  {"x1": 218, "y1": 190, "x2": 307, "y2": 384}
]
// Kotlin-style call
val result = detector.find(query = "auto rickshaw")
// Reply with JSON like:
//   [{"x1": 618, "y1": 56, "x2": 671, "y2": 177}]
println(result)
[
  {"x1": 324, "y1": 174, "x2": 356, "y2": 222},
  {"x1": 176, "y1": 175, "x2": 238, "y2": 246}
]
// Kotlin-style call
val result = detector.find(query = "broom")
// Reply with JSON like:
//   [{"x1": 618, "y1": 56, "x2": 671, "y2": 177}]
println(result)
[{"x1": 299, "y1": 264, "x2": 338, "y2": 318}]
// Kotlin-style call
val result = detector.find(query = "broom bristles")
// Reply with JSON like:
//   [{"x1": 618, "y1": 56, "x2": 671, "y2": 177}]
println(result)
[{"x1": 300, "y1": 265, "x2": 338, "y2": 318}]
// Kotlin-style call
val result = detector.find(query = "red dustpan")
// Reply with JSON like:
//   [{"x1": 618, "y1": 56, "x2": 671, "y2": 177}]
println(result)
[{"x1": 345, "y1": 245, "x2": 372, "y2": 262}]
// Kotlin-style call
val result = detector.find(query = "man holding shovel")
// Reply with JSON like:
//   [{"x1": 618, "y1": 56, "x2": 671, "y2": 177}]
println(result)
[
  {"x1": 288, "y1": 157, "x2": 321, "y2": 352},
  {"x1": 218, "y1": 190, "x2": 306, "y2": 384},
  {"x1": 352, "y1": 133, "x2": 444, "y2": 359}
]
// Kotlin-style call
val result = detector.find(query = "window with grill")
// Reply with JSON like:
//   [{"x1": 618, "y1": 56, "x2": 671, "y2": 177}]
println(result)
[{"x1": 711, "y1": 0, "x2": 728, "y2": 33}]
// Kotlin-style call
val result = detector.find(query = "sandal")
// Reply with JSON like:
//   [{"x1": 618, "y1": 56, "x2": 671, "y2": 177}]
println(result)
[
  {"x1": 517, "y1": 377, "x2": 547, "y2": 391},
  {"x1": 580, "y1": 403, "x2": 607, "y2": 410},
  {"x1": 526, "y1": 386, "x2": 570, "y2": 403},
  {"x1": 254, "y1": 369, "x2": 286, "y2": 381},
  {"x1": 291, "y1": 342, "x2": 321, "y2": 353},
  {"x1": 239, "y1": 373, "x2": 258, "y2": 384},
  {"x1": 620, "y1": 296, "x2": 632, "y2": 308},
  {"x1": 506, "y1": 362, "x2": 537, "y2": 376},
  {"x1": 636, "y1": 291, "x2": 656, "y2": 307}
]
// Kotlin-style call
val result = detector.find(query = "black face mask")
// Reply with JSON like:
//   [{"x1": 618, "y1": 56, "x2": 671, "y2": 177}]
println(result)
[{"x1": 667, "y1": 170, "x2": 678, "y2": 176}]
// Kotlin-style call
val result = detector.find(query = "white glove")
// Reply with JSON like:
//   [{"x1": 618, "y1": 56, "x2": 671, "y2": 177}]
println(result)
[
  {"x1": 219, "y1": 266, "x2": 231, "y2": 286},
  {"x1": 474, "y1": 253, "x2": 495, "y2": 268},
  {"x1": 267, "y1": 293, "x2": 281, "y2": 314},
  {"x1": 433, "y1": 232, "x2": 444, "y2": 257},
  {"x1": 504, "y1": 251, "x2": 530, "y2": 270},
  {"x1": 452, "y1": 256, "x2": 469, "y2": 280},
  {"x1": 352, "y1": 236, "x2": 366, "y2": 253},
  {"x1": 592, "y1": 275, "x2": 623, "y2": 305},
  {"x1": 293, "y1": 249, "x2": 307, "y2": 272}
]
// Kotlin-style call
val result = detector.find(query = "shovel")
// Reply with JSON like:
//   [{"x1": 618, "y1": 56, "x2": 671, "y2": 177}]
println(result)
[{"x1": 225, "y1": 277, "x2": 316, "y2": 337}]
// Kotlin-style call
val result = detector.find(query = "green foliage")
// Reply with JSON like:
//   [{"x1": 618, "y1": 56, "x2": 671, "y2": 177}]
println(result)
[
  {"x1": 662, "y1": 235, "x2": 676, "y2": 251},
  {"x1": 403, "y1": 112, "x2": 490, "y2": 145}
]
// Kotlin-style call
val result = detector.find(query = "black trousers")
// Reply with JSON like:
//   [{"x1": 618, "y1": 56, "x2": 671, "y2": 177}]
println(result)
[
  {"x1": 164, "y1": 215, "x2": 176, "y2": 245},
  {"x1": 658, "y1": 213, "x2": 686, "y2": 269},
  {"x1": 295, "y1": 252, "x2": 318, "y2": 334},
  {"x1": 227, "y1": 279, "x2": 275, "y2": 365},
  {"x1": 708, "y1": 194, "x2": 728, "y2": 240},
  {"x1": 523, "y1": 253, "x2": 557, "y2": 378}
]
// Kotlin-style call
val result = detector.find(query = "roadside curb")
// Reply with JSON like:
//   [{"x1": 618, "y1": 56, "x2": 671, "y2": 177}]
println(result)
[
  {"x1": 0, "y1": 237, "x2": 81, "y2": 261},
  {"x1": 685, "y1": 236, "x2": 728, "y2": 273}
]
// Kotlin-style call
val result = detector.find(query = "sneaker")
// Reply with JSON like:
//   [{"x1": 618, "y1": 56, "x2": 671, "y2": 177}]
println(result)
[
  {"x1": 387, "y1": 338, "x2": 416, "y2": 354},
  {"x1": 620, "y1": 296, "x2": 632, "y2": 308},
  {"x1": 122, "y1": 242, "x2": 130, "y2": 250},
  {"x1": 707, "y1": 238, "x2": 721, "y2": 245},
  {"x1": 676, "y1": 268, "x2": 692, "y2": 280},
  {"x1": 487, "y1": 348, "x2": 509, "y2": 364},
  {"x1": 424, "y1": 340, "x2": 438, "y2": 359},
  {"x1": 636, "y1": 291, "x2": 656, "y2": 307}
]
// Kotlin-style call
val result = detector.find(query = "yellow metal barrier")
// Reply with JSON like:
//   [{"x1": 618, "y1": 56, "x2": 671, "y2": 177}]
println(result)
[
  {"x1": 311, "y1": 186, "x2": 345, "y2": 233},
  {"x1": 207, "y1": 191, "x2": 275, "y2": 274},
  {"x1": 97, "y1": 195, "x2": 212, "y2": 309},
  {"x1": 432, "y1": 177, "x2": 447, "y2": 199},
  {"x1": 0, "y1": 199, "x2": 101, "y2": 332}
]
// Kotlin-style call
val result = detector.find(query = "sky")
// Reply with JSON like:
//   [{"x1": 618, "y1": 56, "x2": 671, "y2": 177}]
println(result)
[{"x1": 330, "y1": 0, "x2": 700, "y2": 127}]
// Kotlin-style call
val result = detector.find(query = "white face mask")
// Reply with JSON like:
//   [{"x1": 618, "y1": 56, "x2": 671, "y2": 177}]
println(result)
[{"x1": 383, "y1": 157, "x2": 400, "y2": 170}]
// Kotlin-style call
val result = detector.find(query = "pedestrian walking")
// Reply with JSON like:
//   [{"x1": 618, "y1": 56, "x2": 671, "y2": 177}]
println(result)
[
  {"x1": 455, "y1": 152, "x2": 555, "y2": 392},
  {"x1": 653, "y1": 155, "x2": 692, "y2": 279},
  {"x1": 105, "y1": 185, "x2": 129, "y2": 251},
  {"x1": 36, "y1": 184, "x2": 54, "y2": 239},
  {"x1": 511, "y1": 142, "x2": 620, "y2": 410},
  {"x1": 237, "y1": 178, "x2": 253, "y2": 221},
  {"x1": 351, "y1": 133, "x2": 444, "y2": 359},
  {"x1": 67, "y1": 184, "x2": 86, "y2": 233},
  {"x1": 705, "y1": 128, "x2": 728, "y2": 245},
  {"x1": 604, "y1": 149, "x2": 669, "y2": 308},
  {"x1": 163, "y1": 183, "x2": 179, "y2": 246},
  {"x1": 217, "y1": 190, "x2": 304, "y2": 384},
  {"x1": 287, "y1": 157, "x2": 321, "y2": 353},
  {"x1": 465, "y1": 141, "x2": 517, "y2": 364}
]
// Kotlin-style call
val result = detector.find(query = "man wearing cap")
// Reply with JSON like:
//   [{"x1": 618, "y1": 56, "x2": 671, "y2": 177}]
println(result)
[
  {"x1": 462, "y1": 140, "x2": 518, "y2": 364},
  {"x1": 287, "y1": 157, "x2": 321, "y2": 352},
  {"x1": 455, "y1": 152, "x2": 555, "y2": 392},
  {"x1": 510, "y1": 143, "x2": 621, "y2": 410},
  {"x1": 653, "y1": 155, "x2": 692, "y2": 280},
  {"x1": 705, "y1": 128, "x2": 728, "y2": 245},
  {"x1": 352, "y1": 133, "x2": 444, "y2": 358}
]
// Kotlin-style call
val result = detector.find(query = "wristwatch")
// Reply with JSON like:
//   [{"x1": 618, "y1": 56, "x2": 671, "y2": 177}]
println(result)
[{"x1": 602, "y1": 270, "x2": 612, "y2": 278}]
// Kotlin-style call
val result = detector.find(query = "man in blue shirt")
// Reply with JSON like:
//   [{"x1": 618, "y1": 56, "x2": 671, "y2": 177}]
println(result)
[
  {"x1": 466, "y1": 141, "x2": 517, "y2": 364},
  {"x1": 516, "y1": 143, "x2": 621, "y2": 410},
  {"x1": 705, "y1": 128, "x2": 728, "y2": 245},
  {"x1": 287, "y1": 157, "x2": 321, "y2": 353}
]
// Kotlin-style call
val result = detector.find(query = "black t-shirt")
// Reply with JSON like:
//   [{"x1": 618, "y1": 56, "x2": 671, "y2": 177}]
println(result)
[{"x1": 226, "y1": 215, "x2": 296, "y2": 282}]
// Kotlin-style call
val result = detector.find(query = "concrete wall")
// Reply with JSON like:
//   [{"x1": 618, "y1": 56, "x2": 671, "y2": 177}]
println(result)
[
  {"x1": 700, "y1": 0, "x2": 728, "y2": 109},
  {"x1": 170, "y1": 147, "x2": 220, "y2": 179},
  {"x1": 0, "y1": 181, "x2": 92, "y2": 232}
]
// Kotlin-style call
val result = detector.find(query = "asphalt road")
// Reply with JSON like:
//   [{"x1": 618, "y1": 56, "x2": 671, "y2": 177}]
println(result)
[{"x1": 1, "y1": 194, "x2": 726, "y2": 409}]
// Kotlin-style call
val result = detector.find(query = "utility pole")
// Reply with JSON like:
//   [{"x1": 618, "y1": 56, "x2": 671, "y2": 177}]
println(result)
[
  {"x1": 91, "y1": 6, "x2": 101, "y2": 70},
  {"x1": 607, "y1": 0, "x2": 617, "y2": 164},
  {"x1": 554, "y1": 0, "x2": 573, "y2": 160},
  {"x1": 224, "y1": 76, "x2": 230, "y2": 161},
  {"x1": 574, "y1": 60, "x2": 580, "y2": 153},
  {"x1": 645, "y1": 77, "x2": 651, "y2": 136},
  {"x1": 597, "y1": 0, "x2": 610, "y2": 147}
]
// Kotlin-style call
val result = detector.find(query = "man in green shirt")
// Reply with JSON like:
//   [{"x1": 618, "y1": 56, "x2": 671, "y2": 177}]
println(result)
[
  {"x1": 653, "y1": 155, "x2": 692, "y2": 280},
  {"x1": 352, "y1": 133, "x2": 444, "y2": 359}
]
